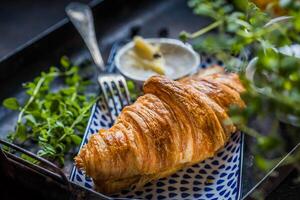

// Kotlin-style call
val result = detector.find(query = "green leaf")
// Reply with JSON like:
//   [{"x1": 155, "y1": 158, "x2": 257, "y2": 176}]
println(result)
[
  {"x1": 49, "y1": 99, "x2": 60, "y2": 113},
  {"x1": 16, "y1": 124, "x2": 27, "y2": 142},
  {"x1": 179, "y1": 31, "x2": 189, "y2": 42},
  {"x1": 44, "y1": 144, "x2": 56, "y2": 155},
  {"x1": 55, "y1": 143, "x2": 65, "y2": 154},
  {"x1": 3, "y1": 98, "x2": 20, "y2": 110},
  {"x1": 60, "y1": 56, "x2": 70, "y2": 68},
  {"x1": 55, "y1": 121, "x2": 64, "y2": 128},
  {"x1": 126, "y1": 80, "x2": 135, "y2": 92},
  {"x1": 70, "y1": 134, "x2": 82, "y2": 145},
  {"x1": 257, "y1": 136, "x2": 280, "y2": 151},
  {"x1": 24, "y1": 114, "x2": 37, "y2": 125},
  {"x1": 231, "y1": 0, "x2": 249, "y2": 11},
  {"x1": 20, "y1": 153, "x2": 39, "y2": 165},
  {"x1": 255, "y1": 155, "x2": 278, "y2": 171}
]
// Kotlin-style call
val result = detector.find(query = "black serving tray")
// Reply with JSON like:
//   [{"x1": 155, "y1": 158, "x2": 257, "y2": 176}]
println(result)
[{"x1": 0, "y1": 0, "x2": 299, "y2": 199}]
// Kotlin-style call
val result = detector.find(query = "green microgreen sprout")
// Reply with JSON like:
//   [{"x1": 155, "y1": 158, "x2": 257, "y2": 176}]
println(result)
[{"x1": 2, "y1": 56, "x2": 97, "y2": 166}]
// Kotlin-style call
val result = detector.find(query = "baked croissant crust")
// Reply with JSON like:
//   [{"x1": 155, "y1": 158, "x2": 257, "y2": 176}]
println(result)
[{"x1": 75, "y1": 66, "x2": 245, "y2": 193}]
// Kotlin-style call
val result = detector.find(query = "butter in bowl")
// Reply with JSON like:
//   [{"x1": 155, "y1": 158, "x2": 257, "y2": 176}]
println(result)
[{"x1": 115, "y1": 36, "x2": 200, "y2": 82}]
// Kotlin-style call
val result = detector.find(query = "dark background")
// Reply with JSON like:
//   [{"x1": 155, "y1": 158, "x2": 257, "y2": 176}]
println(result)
[
  {"x1": 0, "y1": 0, "x2": 90, "y2": 59},
  {"x1": 0, "y1": 0, "x2": 299, "y2": 199}
]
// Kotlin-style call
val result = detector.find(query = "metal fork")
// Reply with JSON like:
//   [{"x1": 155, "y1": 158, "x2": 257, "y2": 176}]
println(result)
[{"x1": 66, "y1": 2, "x2": 131, "y2": 122}]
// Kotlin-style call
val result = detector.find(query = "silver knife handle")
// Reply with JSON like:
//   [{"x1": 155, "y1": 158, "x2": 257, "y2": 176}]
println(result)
[{"x1": 66, "y1": 2, "x2": 105, "y2": 71}]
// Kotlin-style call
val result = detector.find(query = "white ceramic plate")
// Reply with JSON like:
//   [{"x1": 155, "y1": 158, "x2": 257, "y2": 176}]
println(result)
[{"x1": 70, "y1": 55, "x2": 244, "y2": 200}]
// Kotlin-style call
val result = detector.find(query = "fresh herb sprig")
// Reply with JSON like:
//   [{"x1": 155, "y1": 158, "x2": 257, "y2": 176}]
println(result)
[
  {"x1": 3, "y1": 57, "x2": 97, "y2": 165},
  {"x1": 181, "y1": 0, "x2": 300, "y2": 64}
]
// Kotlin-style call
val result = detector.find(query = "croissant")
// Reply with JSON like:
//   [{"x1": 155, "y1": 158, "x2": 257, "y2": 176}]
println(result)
[{"x1": 75, "y1": 66, "x2": 245, "y2": 193}]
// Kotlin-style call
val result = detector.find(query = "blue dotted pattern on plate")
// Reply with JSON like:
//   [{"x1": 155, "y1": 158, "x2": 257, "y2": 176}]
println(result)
[{"x1": 70, "y1": 52, "x2": 244, "y2": 200}]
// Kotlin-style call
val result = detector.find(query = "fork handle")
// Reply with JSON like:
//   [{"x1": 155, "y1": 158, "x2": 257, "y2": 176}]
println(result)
[{"x1": 66, "y1": 2, "x2": 105, "y2": 71}]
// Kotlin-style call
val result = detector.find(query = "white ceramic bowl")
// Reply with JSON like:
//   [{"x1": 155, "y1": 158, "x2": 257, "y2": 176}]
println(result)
[{"x1": 115, "y1": 38, "x2": 200, "y2": 82}]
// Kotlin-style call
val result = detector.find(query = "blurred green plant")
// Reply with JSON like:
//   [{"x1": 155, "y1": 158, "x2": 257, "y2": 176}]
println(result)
[
  {"x1": 126, "y1": 80, "x2": 139, "y2": 101},
  {"x1": 181, "y1": 0, "x2": 300, "y2": 172}
]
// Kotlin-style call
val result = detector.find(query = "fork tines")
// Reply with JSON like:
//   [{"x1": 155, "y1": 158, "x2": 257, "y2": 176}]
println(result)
[{"x1": 98, "y1": 74, "x2": 131, "y2": 122}]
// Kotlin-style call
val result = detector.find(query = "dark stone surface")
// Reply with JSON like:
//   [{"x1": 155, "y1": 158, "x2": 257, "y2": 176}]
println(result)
[
  {"x1": 0, "y1": 0, "x2": 299, "y2": 199},
  {"x1": 266, "y1": 169, "x2": 300, "y2": 200},
  {"x1": 0, "y1": 0, "x2": 90, "y2": 59}
]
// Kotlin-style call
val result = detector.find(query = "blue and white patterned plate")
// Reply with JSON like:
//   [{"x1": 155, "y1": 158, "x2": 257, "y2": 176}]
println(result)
[{"x1": 70, "y1": 53, "x2": 244, "y2": 200}]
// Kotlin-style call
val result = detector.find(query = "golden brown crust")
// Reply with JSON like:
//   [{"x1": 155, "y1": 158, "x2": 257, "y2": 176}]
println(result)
[{"x1": 75, "y1": 66, "x2": 245, "y2": 193}]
